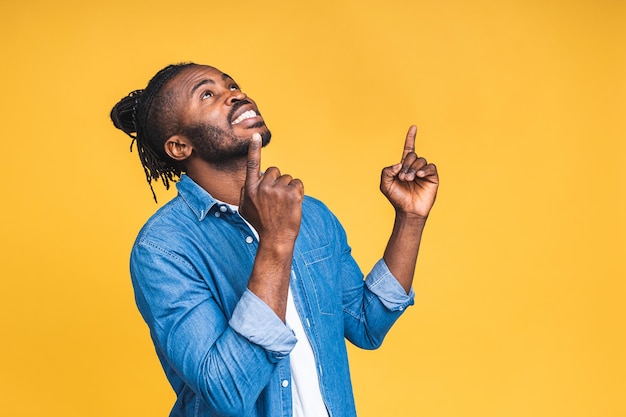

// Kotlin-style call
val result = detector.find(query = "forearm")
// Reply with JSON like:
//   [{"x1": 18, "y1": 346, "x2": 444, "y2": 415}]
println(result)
[
  {"x1": 383, "y1": 212, "x2": 428, "y2": 293},
  {"x1": 246, "y1": 238, "x2": 295, "y2": 321}
]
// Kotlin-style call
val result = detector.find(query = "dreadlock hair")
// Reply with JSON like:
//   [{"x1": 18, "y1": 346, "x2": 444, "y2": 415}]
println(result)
[{"x1": 110, "y1": 62, "x2": 197, "y2": 202}]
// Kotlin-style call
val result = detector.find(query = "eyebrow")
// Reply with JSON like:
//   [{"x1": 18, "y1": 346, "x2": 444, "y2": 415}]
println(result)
[{"x1": 190, "y1": 78, "x2": 215, "y2": 96}]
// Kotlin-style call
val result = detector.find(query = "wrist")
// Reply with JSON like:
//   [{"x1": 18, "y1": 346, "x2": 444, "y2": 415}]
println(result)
[
  {"x1": 257, "y1": 235, "x2": 297, "y2": 258},
  {"x1": 394, "y1": 210, "x2": 428, "y2": 226}
]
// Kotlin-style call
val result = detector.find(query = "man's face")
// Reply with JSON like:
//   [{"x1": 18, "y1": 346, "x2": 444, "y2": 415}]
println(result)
[{"x1": 169, "y1": 65, "x2": 271, "y2": 165}]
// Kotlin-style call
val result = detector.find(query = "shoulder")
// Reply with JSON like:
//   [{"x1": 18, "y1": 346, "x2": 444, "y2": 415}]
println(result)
[
  {"x1": 300, "y1": 195, "x2": 347, "y2": 240},
  {"x1": 129, "y1": 196, "x2": 206, "y2": 277},
  {"x1": 302, "y1": 195, "x2": 337, "y2": 221},
  {"x1": 302, "y1": 194, "x2": 333, "y2": 213},
  {"x1": 133, "y1": 196, "x2": 195, "y2": 248}
]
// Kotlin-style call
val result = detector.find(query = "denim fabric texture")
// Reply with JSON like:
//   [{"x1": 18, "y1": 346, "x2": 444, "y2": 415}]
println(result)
[{"x1": 130, "y1": 175, "x2": 415, "y2": 417}]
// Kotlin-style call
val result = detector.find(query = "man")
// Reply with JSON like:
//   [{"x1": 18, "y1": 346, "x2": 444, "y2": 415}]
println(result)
[{"x1": 110, "y1": 62, "x2": 438, "y2": 417}]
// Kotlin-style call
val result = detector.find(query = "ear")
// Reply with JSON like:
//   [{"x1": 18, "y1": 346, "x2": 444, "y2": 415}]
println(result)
[{"x1": 164, "y1": 134, "x2": 193, "y2": 161}]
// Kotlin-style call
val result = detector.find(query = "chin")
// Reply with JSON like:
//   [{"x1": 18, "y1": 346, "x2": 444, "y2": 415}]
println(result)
[{"x1": 252, "y1": 125, "x2": 271, "y2": 146}]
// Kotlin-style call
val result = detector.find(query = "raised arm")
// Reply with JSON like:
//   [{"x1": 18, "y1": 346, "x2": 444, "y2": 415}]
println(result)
[{"x1": 379, "y1": 125, "x2": 439, "y2": 293}]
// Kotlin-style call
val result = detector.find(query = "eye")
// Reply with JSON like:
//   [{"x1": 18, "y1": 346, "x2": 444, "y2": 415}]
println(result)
[
  {"x1": 229, "y1": 84, "x2": 240, "y2": 91},
  {"x1": 201, "y1": 90, "x2": 214, "y2": 100}
]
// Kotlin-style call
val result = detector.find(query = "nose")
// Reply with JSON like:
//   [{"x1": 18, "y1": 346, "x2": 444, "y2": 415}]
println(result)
[{"x1": 226, "y1": 90, "x2": 247, "y2": 105}]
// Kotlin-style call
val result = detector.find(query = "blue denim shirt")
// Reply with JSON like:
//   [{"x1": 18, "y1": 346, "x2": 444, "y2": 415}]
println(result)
[{"x1": 130, "y1": 175, "x2": 415, "y2": 417}]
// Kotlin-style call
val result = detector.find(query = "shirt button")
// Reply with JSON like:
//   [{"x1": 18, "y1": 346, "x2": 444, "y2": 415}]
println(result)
[
  {"x1": 220, "y1": 205, "x2": 228, "y2": 212},
  {"x1": 281, "y1": 379, "x2": 289, "y2": 388},
  {"x1": 214, "y1": 212, "x2": 221, "y2": 218},
  {"x1": 245, "y1": 236, "x2": 254, "y2": 244}
]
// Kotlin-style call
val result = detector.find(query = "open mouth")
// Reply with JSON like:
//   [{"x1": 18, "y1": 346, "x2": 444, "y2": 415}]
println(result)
[{"x1": 231, "y1": 109, "x2": 258, "y2": 125}]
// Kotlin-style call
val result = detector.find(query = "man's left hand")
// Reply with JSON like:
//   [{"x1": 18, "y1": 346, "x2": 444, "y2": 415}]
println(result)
[{"x1": 380, "y1": 125, "x2": 439, "y2": 218}]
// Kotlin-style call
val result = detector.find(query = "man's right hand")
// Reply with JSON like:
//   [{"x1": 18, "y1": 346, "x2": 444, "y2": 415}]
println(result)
[{"x1": 239, "y1": 133, "x2": 304, "y2": 247}]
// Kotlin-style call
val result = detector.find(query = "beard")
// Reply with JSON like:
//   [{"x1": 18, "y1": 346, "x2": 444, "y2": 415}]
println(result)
[{"x1": 181, "y1": 121, "x2": 271, "y2": 169}]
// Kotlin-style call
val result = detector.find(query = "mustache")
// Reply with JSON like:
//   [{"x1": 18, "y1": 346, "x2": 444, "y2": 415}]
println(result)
[{"x1": 227, "y1": 100, "x2": 256, "y2": 124}]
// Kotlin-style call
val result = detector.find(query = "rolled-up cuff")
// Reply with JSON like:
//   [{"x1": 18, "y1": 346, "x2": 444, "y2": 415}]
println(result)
[
  {"x1": 365, "y1": 258, "x2": 415, "y2": 311},
  {"x1": 229, "y1": 289, "x2": 297, "y2": 361}
]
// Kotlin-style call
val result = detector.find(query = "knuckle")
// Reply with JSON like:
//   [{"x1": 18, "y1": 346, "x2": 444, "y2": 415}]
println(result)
[
  {"x1": 265, "y1": 166, "x2": 281, "y2": 177},
  {"x1": 258, "y1": 181, "x2": 273, "y2": 194}
]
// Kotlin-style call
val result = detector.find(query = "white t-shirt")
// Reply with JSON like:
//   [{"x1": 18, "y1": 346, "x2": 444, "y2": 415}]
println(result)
[{"x1": 286, "y1": 285, "x2": 329, "y2": 417}]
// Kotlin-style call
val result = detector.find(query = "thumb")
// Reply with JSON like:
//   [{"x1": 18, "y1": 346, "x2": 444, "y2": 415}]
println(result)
[
  {"x1": 380, "y1": 163, "x2": 402, "y2": 188},
  {"x1": 382, "y1": 163, "x2": 402, "y2": 178}
]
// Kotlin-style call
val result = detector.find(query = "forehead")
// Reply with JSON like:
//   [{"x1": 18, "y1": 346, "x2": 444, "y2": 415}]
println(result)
[{"x1": 167, "y1": 65, "x2": 235, "y2": 97}]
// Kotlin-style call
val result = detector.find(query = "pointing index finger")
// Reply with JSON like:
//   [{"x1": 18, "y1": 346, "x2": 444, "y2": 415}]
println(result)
[
  {"x1": 246, "y1": 133, "x2": 262, "y2": 183},
  {"x1": 401, "y1": 125, "x2": 417, "y2": 162}
]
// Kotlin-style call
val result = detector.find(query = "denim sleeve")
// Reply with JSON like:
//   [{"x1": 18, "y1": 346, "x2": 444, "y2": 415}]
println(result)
[
  {"x1": 365, "y1": 258, "x2": 415, "y2": 311},
  {"x1": 130, "y1": 240, "x2": 296, "y2": 416},
  {"x1": 230, "y1": 289, "x2": 297, "y2": 356}
]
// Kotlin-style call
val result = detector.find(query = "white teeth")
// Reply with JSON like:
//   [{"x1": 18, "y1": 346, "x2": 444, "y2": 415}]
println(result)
[{"x1": 232, "y1": 110, "x2": 257, "y2": 125}]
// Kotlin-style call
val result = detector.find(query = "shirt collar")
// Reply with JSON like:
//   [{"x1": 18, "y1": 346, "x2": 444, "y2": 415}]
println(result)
[{"x1": 176, "y1": 174, "x2": 219, "y2": 221}]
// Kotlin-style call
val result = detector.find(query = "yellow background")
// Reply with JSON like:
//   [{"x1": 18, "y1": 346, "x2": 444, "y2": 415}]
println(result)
[{"x1": 1, "y1": 0, "x2": 624, "y2": 416}]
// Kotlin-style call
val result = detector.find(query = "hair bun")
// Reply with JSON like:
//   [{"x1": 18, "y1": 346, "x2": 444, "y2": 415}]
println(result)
[{"x1": 110, "y1": 90, "x2": 143, "y2": 138}]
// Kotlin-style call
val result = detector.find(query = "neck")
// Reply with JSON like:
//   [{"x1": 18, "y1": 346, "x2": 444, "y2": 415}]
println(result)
[{"x1": 185, "y1": 157, "x2": 247, "y2": 205}]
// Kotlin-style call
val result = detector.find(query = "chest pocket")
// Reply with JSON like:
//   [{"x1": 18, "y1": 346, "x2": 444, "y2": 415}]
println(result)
[{"x1": 300, "y1": 243, "x2": 338, "y2": 316}]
